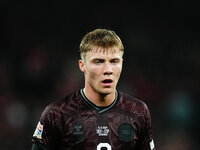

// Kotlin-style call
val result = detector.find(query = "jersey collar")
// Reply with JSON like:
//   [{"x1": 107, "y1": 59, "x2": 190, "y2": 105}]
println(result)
[{"x1": 80, "y1": 89, "x2": 118, "y2": 114}]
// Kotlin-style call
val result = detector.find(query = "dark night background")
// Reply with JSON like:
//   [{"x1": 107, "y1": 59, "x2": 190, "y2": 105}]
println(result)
[{"x1": 1, "y1": 0, "x2": 200, "y2": 149}]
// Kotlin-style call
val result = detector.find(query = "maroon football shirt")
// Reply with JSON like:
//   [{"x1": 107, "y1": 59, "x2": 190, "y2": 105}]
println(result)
[{"x1": 32, "y1": 89, "x2": 156, "y2": 150}]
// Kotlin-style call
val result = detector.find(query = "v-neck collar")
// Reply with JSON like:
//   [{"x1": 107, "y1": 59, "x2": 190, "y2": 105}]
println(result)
[{"x1": 80, "y1": 89, "x2": 118, "y2": 114}]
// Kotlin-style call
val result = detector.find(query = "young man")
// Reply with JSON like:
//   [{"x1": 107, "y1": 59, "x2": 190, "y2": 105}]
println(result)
[{"x1": 31, "y1": 29, "x2": 156, "y2": 150}]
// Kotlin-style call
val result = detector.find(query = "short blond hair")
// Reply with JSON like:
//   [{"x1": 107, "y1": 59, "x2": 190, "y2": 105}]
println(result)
[{"x1": 80, "y1": 29, "x2": 124, "y2": 61}]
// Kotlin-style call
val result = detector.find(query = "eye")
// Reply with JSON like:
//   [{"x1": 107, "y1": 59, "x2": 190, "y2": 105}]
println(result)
[
  {"x1": 94, "y1": 59, "x2": 103, "y2": 64},
  {"x1": 111, "y1": 59, "x2": 119, "y2": 64}
]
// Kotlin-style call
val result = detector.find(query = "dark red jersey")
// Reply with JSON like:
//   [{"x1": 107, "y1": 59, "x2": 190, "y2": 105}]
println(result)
[{"x1": 32, "y1": 89, "x2": 155, "y2": 150}]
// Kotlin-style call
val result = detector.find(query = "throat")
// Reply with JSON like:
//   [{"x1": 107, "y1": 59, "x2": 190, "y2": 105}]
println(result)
[
  {"x1": 80, "y1": 89, "x2": 118, "y2": 113},
  {"x1": 83, "y1": 88, "x2": 116, "y2": 107}
]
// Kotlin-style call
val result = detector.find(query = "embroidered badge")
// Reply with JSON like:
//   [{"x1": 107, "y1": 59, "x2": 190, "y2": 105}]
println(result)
[
  {"x1": 97, "y1": 126, "x2": 109, "y2": 136},
  {"x1": 33, "y1": 121, "x2": 43, "y2": 139},
  {"x1": 150, "y1": 139, "x2": 155, "y2": 150},
  {"x1": 118, "y1": 123, "x2": 134, "y2": 142},
  {"x1": 73, "y1": 124, "x2": 84, "y2": 140}
]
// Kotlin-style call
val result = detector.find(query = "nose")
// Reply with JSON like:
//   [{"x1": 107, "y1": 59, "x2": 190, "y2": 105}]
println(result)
[{"x1": 103, "y1": 63, "x2": 113, "y2": 75}]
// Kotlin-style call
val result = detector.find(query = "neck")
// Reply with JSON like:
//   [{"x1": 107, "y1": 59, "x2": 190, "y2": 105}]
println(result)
[{"x1": 83, "y1": 87, "x2": 116, "y2": 107}]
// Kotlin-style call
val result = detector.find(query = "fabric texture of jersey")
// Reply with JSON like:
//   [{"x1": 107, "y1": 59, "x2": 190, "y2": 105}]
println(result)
[{"x1": 32, "y1": 89, "x2": 156, "y2": 150}]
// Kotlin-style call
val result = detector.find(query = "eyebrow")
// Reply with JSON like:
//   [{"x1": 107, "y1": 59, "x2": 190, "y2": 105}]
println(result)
[
  {"x1": 91, "y1": 57, "x2": 121, "y2": 61},
  {"x1": 91, "y1": 58, "x2": 121, "y2": 63},
  {"x1": 91, "y1": 58, "x2": 104, "y2": 62}
]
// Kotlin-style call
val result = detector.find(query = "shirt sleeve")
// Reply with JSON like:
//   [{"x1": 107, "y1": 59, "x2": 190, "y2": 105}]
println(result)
[
  {"x1": 31, "y1": 143, "x2": 52, "y2": 150},
  {"x1": 32, "y1": 104, "x2": 62, "y2": 149},
  {"x1": 136, "y1": 103, "x2": 156, "y2": 150}
]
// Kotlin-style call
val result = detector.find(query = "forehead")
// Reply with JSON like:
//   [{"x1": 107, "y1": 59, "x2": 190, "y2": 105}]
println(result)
[{"x1": 85, "y1": 47, "x2": 123, "y2": 60}]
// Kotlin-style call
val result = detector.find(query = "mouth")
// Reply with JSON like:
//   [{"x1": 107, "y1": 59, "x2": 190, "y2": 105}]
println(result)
[{"x1": 102, "y1": 79, "x2": 113, "y2": 86}]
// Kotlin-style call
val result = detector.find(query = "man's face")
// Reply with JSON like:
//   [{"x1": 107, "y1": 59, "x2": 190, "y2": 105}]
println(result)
[{"x1": 79, "y1": 47, "x2": 123, "y2": 96}]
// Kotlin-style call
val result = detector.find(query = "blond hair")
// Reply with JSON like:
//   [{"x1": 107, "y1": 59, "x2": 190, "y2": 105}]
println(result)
[{"x1": 80, "y1": 29, "x2": 124, "y2": 61}]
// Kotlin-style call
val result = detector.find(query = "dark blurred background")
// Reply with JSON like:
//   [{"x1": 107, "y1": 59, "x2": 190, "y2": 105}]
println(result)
[{"x1": 1, "y1": 0, "x2": 200, "y2": 149}]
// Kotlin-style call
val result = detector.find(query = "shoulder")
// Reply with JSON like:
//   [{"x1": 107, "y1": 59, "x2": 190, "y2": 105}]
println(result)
[
  {"x1": 118, "y1": 91, "x2": 150, "y2": 115},
  {"x1": 40, "y1": 90, "x2": 81, "y2": 120}
]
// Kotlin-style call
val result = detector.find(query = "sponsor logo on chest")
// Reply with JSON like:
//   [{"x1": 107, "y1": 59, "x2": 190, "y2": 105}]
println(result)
[{"x1": 96, "y1": 126, "x2": 109, "y2": 136}]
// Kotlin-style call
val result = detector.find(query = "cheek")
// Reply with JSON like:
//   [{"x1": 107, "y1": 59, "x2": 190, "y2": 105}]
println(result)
[
  {"x1": 114, "y1": 65, "x2": 122, "y2": 76},
  {"x1": 86, "y1": 67, "x2": 101, "y2": 81}
]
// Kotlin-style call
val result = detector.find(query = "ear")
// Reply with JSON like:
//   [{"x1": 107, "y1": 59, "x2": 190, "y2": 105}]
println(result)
[{"x1": 79, "y1": 59, "x2": 85, "y2": 72}]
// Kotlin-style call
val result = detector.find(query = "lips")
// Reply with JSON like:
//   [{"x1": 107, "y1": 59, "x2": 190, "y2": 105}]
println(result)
[
  {"x1": 102, "y1": 79, "x2": 113, "y2": 86},
  {"x1": 102, "y1": 79, "x2": 113, "y2": 83}
]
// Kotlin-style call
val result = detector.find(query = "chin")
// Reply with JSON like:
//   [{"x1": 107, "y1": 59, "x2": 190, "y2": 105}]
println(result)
[{"x1": 100, "y1": 88, "x2": 114, "y2": 95}]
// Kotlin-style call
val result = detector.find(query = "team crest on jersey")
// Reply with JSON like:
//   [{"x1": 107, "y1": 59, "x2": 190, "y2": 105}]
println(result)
[
  {"x1": 118, "y1": 123, "x2": 134, "y2": 142},
  {"x1": 33, "y1": 121, "x2": 43, "y2": 139},
  {"x1": 96, "y1": 126, "x2": 109, "y2": 136}
]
